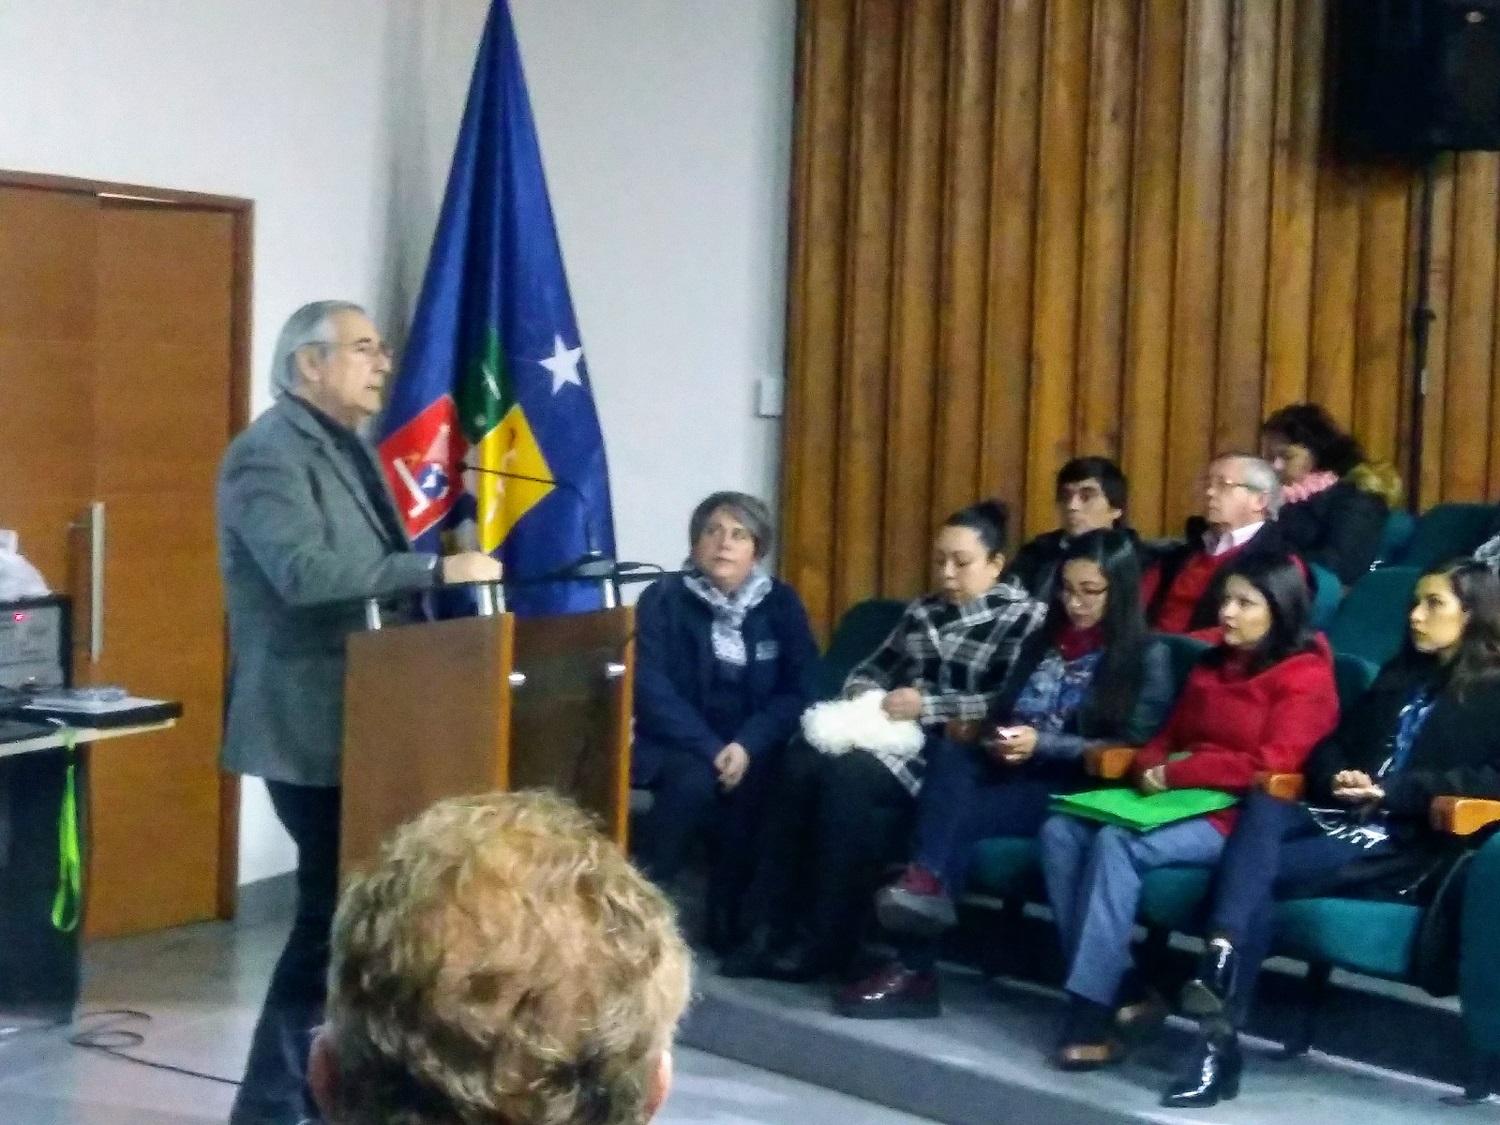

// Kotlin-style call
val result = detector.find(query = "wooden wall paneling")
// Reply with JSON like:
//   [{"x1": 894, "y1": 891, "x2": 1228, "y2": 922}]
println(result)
[
  {"x1": 881, "y1": 0, "x2": 948, "y2": 599},
  {"x1": 831, "y1": 0, "x2": 900, "y2": 613},
  {"x1": 1487, "y1": 171, "x2": 1500, "y2": 500},
  {"x1": 1120, "y1": 0, "x2": 1188, "y2": 537},
  {"x1": 1164, "y1": 0, "x2": 1232, "y2": 531},
  {"x1": 1353, "y1": 164, "x2": 1411, "y2": 469},
  {"x1": 1074, "y1": 0, "x2": 1138, "y2": 471},
  {"x1": 1025, "y1": 0, "x2": 1094, "y2": 538},
  {"x1": 1442, "y1": 152, "x2": 1500, "y2": 501},
  {"x1": 1263, "y1": 0, "x2": 1324, "y2": 413},
  {"x1": 1419, "y1": 153, "x2": 1458, "y2": 508},
  {"x1": 931, "y1": 0, "x2": 997, "y2": 524},
  {"x1": 783, "y1": 0, "x2": 854, "y2": 637},
  {"x1": 1308, "y1": 163, "x2": 1362, "y2": 427},
  {"x1": 1213, "y1": 0, "x2": 1277, "y2": 457},
  {"x1": 978, "y1": 0, "x2": 1045, "y2": 547}
]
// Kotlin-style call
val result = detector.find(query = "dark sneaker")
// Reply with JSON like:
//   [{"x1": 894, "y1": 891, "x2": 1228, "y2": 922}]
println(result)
[{"x1": 875, "y1": 864, "x2": 957, "y2": 937}]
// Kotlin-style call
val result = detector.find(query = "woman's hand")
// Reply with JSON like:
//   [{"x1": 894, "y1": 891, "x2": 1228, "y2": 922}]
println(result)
[
  {"x1": 987, "y1": 725, "x2": 1038, "y2": 765},
  {"x1": 1137, "y1": 765, "x2": 1168, "y2": 795},
  {"x1": 714, "y1": 742, "x2": 750, "y2": 791},
  {"x1": 881, "y1": 688, "x2": 923, "y2": 722},
  {"x1": 1331, "y1": 769, "x2": 1383, "y2": 805}
]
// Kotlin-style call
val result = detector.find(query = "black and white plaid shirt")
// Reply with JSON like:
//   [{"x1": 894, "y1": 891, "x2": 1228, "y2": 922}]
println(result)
[{"x1": 843, "y1": 582, "x2": 1046, "y2": 793}]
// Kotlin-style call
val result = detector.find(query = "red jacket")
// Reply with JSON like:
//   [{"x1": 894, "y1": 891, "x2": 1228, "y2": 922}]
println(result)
[{"x1": 1131, "y1": 635, "x2": 1339, "y2": 833}]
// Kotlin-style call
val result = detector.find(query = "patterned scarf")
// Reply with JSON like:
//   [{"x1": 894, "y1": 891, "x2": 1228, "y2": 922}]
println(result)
[
  {"x1": 682, "y1": 564, "x2": 773, "y2": 666},
  {"x1": 1282, "y1": 470, "x2": 1340, "y2": 506}
]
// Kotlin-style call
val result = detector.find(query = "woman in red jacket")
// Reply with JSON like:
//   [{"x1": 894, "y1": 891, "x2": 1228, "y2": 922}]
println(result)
[{"x1": 1038, "y1": 553, "x2": 1339, "y2": 1070}]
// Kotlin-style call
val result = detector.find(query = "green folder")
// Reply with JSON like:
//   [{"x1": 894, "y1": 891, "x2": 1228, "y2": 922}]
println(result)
[{"x1": 1050, "y1": 787, "x2": 1236, "y2": 832}]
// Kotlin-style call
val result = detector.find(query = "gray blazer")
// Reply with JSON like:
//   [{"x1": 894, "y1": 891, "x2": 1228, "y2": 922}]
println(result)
[{"x1": 217, "y1": 396, "x2": 436, "y2": 786}]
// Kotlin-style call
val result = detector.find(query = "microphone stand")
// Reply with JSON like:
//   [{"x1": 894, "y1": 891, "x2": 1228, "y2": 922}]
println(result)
[{"x1": 458, "y1": 461, "x2": 619, "y2": 607}]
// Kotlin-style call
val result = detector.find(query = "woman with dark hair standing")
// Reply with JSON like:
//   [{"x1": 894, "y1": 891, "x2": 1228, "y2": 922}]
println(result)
[
  {"x1": 632, "y1": 491, "x2": 818, "y2": 948},
  {"x1": 835, "y1": 530, "x2": 1174, "y2": 1017},
  {"x1": 1160, "y1": 559, "x2": 1500, "y2": 1108},
  {"x1": 1261, "y1": 402, "x2": 1402, "y2": 584},
  {"x1": 1039, "y1": 554, "x2": 1339, "y2": 1070},
  {"x1": 720, "y1": 500, "x2": 1046, "y2": 982}
]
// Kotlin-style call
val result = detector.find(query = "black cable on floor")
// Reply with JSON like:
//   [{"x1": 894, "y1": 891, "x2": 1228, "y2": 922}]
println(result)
[{"x1": 67, "y1": 1008, "x2": 241, "y2": 1087}]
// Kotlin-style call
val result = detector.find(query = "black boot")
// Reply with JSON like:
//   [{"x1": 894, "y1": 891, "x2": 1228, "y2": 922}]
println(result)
[
  {"x1": 1161, "y1": 1031, "x2": 1243, "y2": 1109},
  {"x1": 1180, "y1": 937, "x2": 1237, "y2": 1018}
]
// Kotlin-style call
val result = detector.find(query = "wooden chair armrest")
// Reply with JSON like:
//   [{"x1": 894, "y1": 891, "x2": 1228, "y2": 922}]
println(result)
[
  {"x1": 945, "y1": 719, "x2": 983, "y2": 744},
  {"x1": 1085, "y1": 745, "x2": 1137, "y2": 780},
  {"x1": 1431, "y1": 797, "x2": 1500, "y2": 837},
  {"x1": 1255, "y1": 773, "x2": 1305, "y2": 801}
]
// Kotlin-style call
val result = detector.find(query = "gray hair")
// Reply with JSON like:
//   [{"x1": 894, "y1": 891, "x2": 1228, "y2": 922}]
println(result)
[
  {"x1": 269, "y1": 300, "x2": 367, "y2": 397},
  {"x1": 1215, "y1": 453, "x2": 1283, "y2": 517},
  {"x1": 689, "y1": 491, "x2": 774, "y2": 558}
]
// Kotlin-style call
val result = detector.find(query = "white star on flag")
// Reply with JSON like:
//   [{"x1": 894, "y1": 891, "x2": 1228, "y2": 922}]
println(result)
[{"x1": 539, "y1": 334, "x2": 584, "y2": 394}]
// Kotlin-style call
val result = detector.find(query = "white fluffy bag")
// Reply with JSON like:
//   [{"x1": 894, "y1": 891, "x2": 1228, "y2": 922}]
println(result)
[{"x1": 800, "y1": 690, "x2": 926, "y2": 760}]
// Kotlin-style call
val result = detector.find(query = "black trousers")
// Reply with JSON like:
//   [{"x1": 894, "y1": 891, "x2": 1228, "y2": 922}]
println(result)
[
  {"x1": 634, "y1": 744, "x2": 780, "y2": 929},
  {"x1": 1208, "y1": 789, "x2": 1397, "y2": 1023},
  {"x1": 229, "y1": 782, "x2": 341, "y2": 1125},
  {"x1": 741, "y1": 738, "x2": 915, "y2": 975}
]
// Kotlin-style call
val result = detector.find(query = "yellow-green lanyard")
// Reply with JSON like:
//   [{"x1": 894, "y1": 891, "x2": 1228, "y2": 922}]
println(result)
[{"x1": 50, "y1": 729, "x2": 81, "y2": 932}]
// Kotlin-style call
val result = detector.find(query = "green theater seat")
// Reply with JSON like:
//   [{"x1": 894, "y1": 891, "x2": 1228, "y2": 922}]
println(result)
[
  {"x1": 815, "y1": 598, "x2": 906, "y2": 699},
  {"x1": 1271, "y1": 897, "x2": 1421, "y2": 981},
  {"x1": 1327, "y1": 567, "x2": 1421, "y2": 668},
  {"x1": 1395, "y1": 502, "x2": 1498, "y2": 571},
  {"x1": 968, "y1": 836, "x2": 1043, "y2": 899}
]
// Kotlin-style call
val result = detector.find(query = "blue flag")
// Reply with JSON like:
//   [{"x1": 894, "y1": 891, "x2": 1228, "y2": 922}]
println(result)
[{"x1": 378, "y1": 0, "x2": 615, "y2": 616}]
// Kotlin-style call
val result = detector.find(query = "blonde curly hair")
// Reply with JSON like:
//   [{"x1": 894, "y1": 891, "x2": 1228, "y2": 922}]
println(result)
[{"x1": 322, "y1": 789, "x2": 691, "y2": 1125}]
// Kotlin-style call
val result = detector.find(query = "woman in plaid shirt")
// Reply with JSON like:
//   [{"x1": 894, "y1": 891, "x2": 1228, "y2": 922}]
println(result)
[{"x1": 720, "y1": 501, "x2": 1046, "y2": 983}]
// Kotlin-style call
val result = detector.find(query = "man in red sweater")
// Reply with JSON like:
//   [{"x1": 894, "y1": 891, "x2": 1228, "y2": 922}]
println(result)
[{"x1": 1141, "y1": 455, "x2": 1290, "y2": 642}]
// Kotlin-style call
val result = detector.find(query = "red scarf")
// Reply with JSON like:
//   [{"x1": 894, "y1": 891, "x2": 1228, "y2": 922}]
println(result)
[{"x1": 1055, "y1": 623, "x2": 1105, "y2": 662}]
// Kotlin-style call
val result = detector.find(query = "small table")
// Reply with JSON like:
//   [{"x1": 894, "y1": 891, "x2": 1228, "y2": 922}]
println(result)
[{"x1": 0, "y1": 718, "x2": 178, "y2": 762}]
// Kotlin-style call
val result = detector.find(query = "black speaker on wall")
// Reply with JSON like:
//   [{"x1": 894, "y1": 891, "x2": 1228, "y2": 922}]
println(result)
[{"x1": 1336, "y1": 0, "x2": 1500, "y2": 153}]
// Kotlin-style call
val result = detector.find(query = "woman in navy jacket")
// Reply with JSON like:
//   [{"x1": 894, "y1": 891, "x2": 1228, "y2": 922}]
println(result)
[{"x1": 632, "y1": 491, "x2": 817, "y2": 947}]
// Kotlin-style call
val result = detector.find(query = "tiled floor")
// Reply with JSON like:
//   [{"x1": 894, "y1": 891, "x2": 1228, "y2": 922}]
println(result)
[{"x1": 0, "y1": 912, "x2": 932, "y2": 1124}]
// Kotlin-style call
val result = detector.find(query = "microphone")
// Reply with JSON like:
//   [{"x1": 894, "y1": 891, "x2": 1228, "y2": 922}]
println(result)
[
  {"x1": 459, "y1": 461, "x2": 600, "y2": 559},
  {"x1": 458, "y1": 462, "x2": 621, "y2": 597}
]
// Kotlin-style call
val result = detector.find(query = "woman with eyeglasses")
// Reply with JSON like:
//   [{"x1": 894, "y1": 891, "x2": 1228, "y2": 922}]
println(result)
[
  {"x1": 832, "y1": 530, "x2": 1174, "y2": 1018},
  {"x1": 1040, "y1": 553, "x2": 1339, "y2": 1070},
  {"x1": 1159, "y1": 559, "x2": 1500, "y2": 1108}
]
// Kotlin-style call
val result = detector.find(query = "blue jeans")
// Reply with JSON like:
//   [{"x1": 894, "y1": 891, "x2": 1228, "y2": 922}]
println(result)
[
  {"x1": 230, "y1": 782, "x2": 341, "y2": 1125},
  {"x1": 909, "y1": 737, "x2": 1082, "y2": 898},
  {"x1": 1040, "y1": 813, "x2": 1225, "y2": 1007}
]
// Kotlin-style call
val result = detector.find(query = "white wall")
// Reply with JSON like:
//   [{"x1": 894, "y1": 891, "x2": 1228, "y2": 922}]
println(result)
[{"x1": 0, "y1": 0, "x2": 795, "y2": 885}]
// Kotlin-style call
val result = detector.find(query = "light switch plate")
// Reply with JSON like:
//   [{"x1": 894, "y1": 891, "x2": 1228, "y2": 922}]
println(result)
[{"x1": 756, "y1": 375, "x2": 785, "y2": 418}]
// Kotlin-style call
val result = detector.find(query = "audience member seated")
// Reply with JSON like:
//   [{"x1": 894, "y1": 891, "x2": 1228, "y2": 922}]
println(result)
[
  {"x1": 718, "y1": 501, "x2": 1045, "y2": 983},
  {"x1": 832, "y1": 530, "x2": 1174, "y2": 1018},
  {"x1": 1039, "y1": 554, "x2": 1338, "y2": 1071},
  {"x1": 1005, "y1": 457, "x2": 1132, "y2": 603},
  {"x1": 631, "y1": 491, "x2": 817, "y2": 950},
  {"x1": 1142, "y1": 454, "x2": 1289, "y2": 642},
  {"x1": 1160, "y1": 559, "x2": 1500, "y2": 1109},
  {"x1": 1261, "y1": 402, "x2": 1401, "y2": 585},
  {"x1": 308, "y1": 790, "x2": 691, "y2": 1125}
]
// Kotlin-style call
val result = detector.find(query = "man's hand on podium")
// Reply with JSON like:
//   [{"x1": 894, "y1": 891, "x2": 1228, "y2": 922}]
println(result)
[{"x1": 441, "y1": 552, "x2": 503, "y2": 585}]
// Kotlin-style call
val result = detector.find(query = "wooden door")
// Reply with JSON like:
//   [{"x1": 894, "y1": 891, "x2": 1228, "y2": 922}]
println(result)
[
  {"x1": 0, "y1": 187, "x2": 97, "y2": 602},
  {"x1": 0, "y1": 175, "x2": 250, "y2": 937}
]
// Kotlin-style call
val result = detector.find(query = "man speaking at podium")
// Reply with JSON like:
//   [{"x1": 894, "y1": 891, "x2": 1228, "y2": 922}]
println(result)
[{"x1": 216, "y1": 301, "x2": 501, "y2": 1124}]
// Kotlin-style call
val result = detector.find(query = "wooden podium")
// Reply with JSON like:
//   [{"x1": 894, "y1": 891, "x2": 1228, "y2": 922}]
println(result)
[{"x1": 338, "y1": 605, "x2": 634, "y2": 879}]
